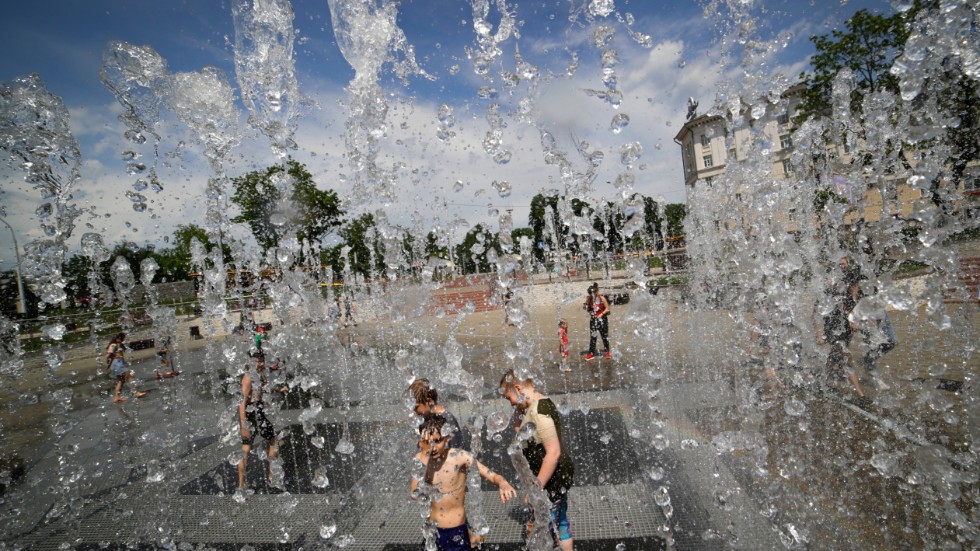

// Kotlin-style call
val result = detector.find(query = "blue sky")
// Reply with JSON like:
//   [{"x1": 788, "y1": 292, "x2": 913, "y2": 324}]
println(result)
[{"x1": 0, "y1": 0, "x2": 898, "y2": 269}]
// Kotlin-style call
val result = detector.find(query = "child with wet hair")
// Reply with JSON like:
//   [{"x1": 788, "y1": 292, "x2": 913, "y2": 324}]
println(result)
[
  {"x1": 409, "y1": 378, "x2": 465, "y2": 450},
  {"x1": 410, "y1": 413, "x2": 516, "y2": 551}
]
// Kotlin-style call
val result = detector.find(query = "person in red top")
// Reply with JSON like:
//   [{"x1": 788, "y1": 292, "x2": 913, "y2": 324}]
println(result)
[
  {"x1": 558, "y1": 319, "x2": 570, "y2": 371},
  {"x1": 584, "y1": 282, "x2": 611, "y2": 360}
]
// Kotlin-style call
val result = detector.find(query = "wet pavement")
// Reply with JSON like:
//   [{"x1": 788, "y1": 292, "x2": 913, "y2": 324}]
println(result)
[{"x1": 0, "y1": 280, "x2": 976, "y2": 550}]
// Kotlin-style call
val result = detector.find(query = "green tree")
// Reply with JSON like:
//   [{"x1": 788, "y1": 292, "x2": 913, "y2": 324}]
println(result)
[
  {"x1": 664, "y1": 203, "x2": 687, "y2": 239},
  {"x1": 424, "y1": 230, "x2": 449, "y2": 261},
  {"x1": 102, "y1": 242, "x2": 158, "y2": 285},
  {"x1": 797, "y1": 1, "x2": 976, "y2": 212},
  {"x1": 454, "y1": 224, "x2": 499, "y2": 274},
  {"x1": 401, "y1": 231, "x2": 419, "y2": 276},
  {"x1": 938, "y1": 73, "x2": 980, "y2": 203},
  {"x1": 528, "y1": 193, "x2": 593, "y2": 261},
  {"x1": 230, "y1": 160, "x2": 343, "y2": 254},
  {"x1": 529, "y1": 193, "x2": 560, "y2": 262},
  {"x1": 62, "y1": 254, "x2": 95, "y2": 304},
  {"x1": 335, "y1": 213, "x2": 381, "y2": 280},
  {"x1": 642, "y1": 195, "x2": 665, "y2": 250},
  {"x1": 511, "y1": 227, "x2": 535, "y2": 251},
  {"x1": 591, "y1": 202, "x2": 626, "y2": 258},
  {"x1": 155, "y1": 224, "x2": 230, "y2": 282},
  {"x1": 796, "y1": 6, "x2": 916, "y2": 121}
]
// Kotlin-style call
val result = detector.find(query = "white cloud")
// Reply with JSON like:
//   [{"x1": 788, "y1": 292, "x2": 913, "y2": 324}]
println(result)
[{"x1": 2, "y1": 0, "x2": 843, "y2": 270}]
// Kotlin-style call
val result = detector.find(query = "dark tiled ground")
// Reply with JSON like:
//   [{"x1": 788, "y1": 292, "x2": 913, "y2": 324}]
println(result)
[
  {"x1": 180, "y1": 421, "x2": 390, "y2": 495},
  {"x1": 180, "y1": 407, "x2": 642, "y2": 498}
]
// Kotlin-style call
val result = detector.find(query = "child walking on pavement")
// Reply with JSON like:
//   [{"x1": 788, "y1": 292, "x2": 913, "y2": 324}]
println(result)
[
  {"x1": 105, "y1": 332, "x2": 146, "y2": 403},
  {"x1": 558, "y1": 319, "x2": 570, "y2": 372}
]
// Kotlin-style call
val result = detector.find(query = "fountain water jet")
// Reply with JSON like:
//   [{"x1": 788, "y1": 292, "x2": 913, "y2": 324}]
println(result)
[{"x1": 0, "y1": 1, "x2": 977, "y2": 550}]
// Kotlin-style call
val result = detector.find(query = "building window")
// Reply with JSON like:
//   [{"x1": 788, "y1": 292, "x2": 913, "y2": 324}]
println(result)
[
  {"x1": 705, "y1": 176, "x2": 713, "y2": 186},
  {"x1": 963, "y1": 165, "x2": 979, "y2": 192},
  {"x1": 777, "y1": 112, "x2": 789, "y2": 125},
  {"x1": 780, "y1": 135, "x2": 793, "y2": 149},
  {"x1": 728, "y1": 147, "x2": 737, "y2": 161},
  {"x1": 703, "y1": 155, "x2": 713, "y2": 168},
  {"x1": 782, "y1": 159, "x2": 792, "y2": 175},
  {"x1": 701, "y1": 134, "x2": 710, "y2": 147}
]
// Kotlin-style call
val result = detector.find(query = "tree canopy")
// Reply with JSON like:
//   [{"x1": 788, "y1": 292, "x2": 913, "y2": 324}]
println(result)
[
  {"x1": 230, "y1": 160, "x2": 343, "y2": 253},
  {"x1": 796, "y1": 6, "x2": 915, "y2": 121},
  {"x1": 797, "y1": 0, "x2": 977, "y2": 209},
  {"x1": 528, "y1": 192, "x2": 683, "y2": 263},
  {"x1": 155, "y1": 224, "x2": 230, "y2": 281}
]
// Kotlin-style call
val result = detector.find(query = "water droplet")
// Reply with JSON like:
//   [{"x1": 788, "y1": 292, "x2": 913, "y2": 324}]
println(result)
[
  {"x1": 610, "y1": 113, "x2": 630, "y2": 133},
  {"x1": 312, "y1": 468, "x2": 330, "y2": 488},
  {"x1": 125, "y1": 130, "x2": 146, "y2": 144},
  {"x1": 335, "y1": 438, "x2": 355, "y2": 455},
  {"x1": 477, "y1": 86, "x2": 497, "y2": 100},
  {"x1": 492, "y1": 180, "x2": 512, "y2": 198},
  {"x1": 320, "y1": 524, "x2": 337, "y2": 539},
  {"x1": 42, "y1": 324, "x2": 67, "y2": 341},
  {"x1": 486, "y1": 411, "x2": 509, "y2": 434},
  {"x1": 620, "y1": 142, "x2": 642, "y2": 165},
  {"x1": 590, "y1": 0, "x2": 615, "y2": 18},
  {"x1": 784, "y1": 398, "x2": 805, "y2": 416}
]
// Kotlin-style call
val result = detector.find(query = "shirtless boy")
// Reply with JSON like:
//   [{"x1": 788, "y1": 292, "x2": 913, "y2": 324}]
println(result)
[{"x1": 410, "y1": 414, "x2": 516, "y2": 550}]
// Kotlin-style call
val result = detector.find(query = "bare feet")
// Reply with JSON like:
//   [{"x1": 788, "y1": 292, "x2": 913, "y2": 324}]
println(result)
[{"x1": 135, "y1": 391, "x2": 148, "y2": 398}]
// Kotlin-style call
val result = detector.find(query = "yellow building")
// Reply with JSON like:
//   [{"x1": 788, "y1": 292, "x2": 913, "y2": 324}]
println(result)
[{"x1": 671, "y1": 84, "x2": 952, "y2": 230}]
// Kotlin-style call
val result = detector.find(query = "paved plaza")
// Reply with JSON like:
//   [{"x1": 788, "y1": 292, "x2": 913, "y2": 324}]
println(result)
[{"x1": 0, "y1": 276, "x2": 976, "y2": 550}]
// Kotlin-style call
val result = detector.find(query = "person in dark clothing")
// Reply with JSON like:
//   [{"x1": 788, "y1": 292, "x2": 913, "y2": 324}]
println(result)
[
  {"x1": 500, "y1": 369, "x2": 574, "y2": 550},
  {"x1": 818, "y1": 256, "x2": 867, "y2": 403},
  {"x1": 584, "y1": 282, "x2": 611, "y2": 361},
  {"x1": 238, "y1": 354, "x2": 279, "y2": 490}
]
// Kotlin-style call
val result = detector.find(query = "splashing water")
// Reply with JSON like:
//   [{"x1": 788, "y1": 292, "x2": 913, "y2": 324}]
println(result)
[
  {"x1": 0, "y1": 74, "x2": 82, "y2": 308},
  {"x1": 0, "y1": 1, "x2": 977, "y2": 550},
  {"x1": 232, "y1": 0, "x2": 303, "y2": 157}
]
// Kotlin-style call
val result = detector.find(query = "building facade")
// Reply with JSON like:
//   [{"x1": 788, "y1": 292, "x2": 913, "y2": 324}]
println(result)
[
  {"x1": 671, "y1": 84, "x2": 956, "y2": 229},
  {"x1": 674, "y1": 85, "x2": 802, "y2": 190}
]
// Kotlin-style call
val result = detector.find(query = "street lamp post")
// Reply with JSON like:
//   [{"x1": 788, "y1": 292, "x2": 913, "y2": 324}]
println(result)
[{"x1": 0, "y1": 217, "x2": 27, "y2": 314}]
